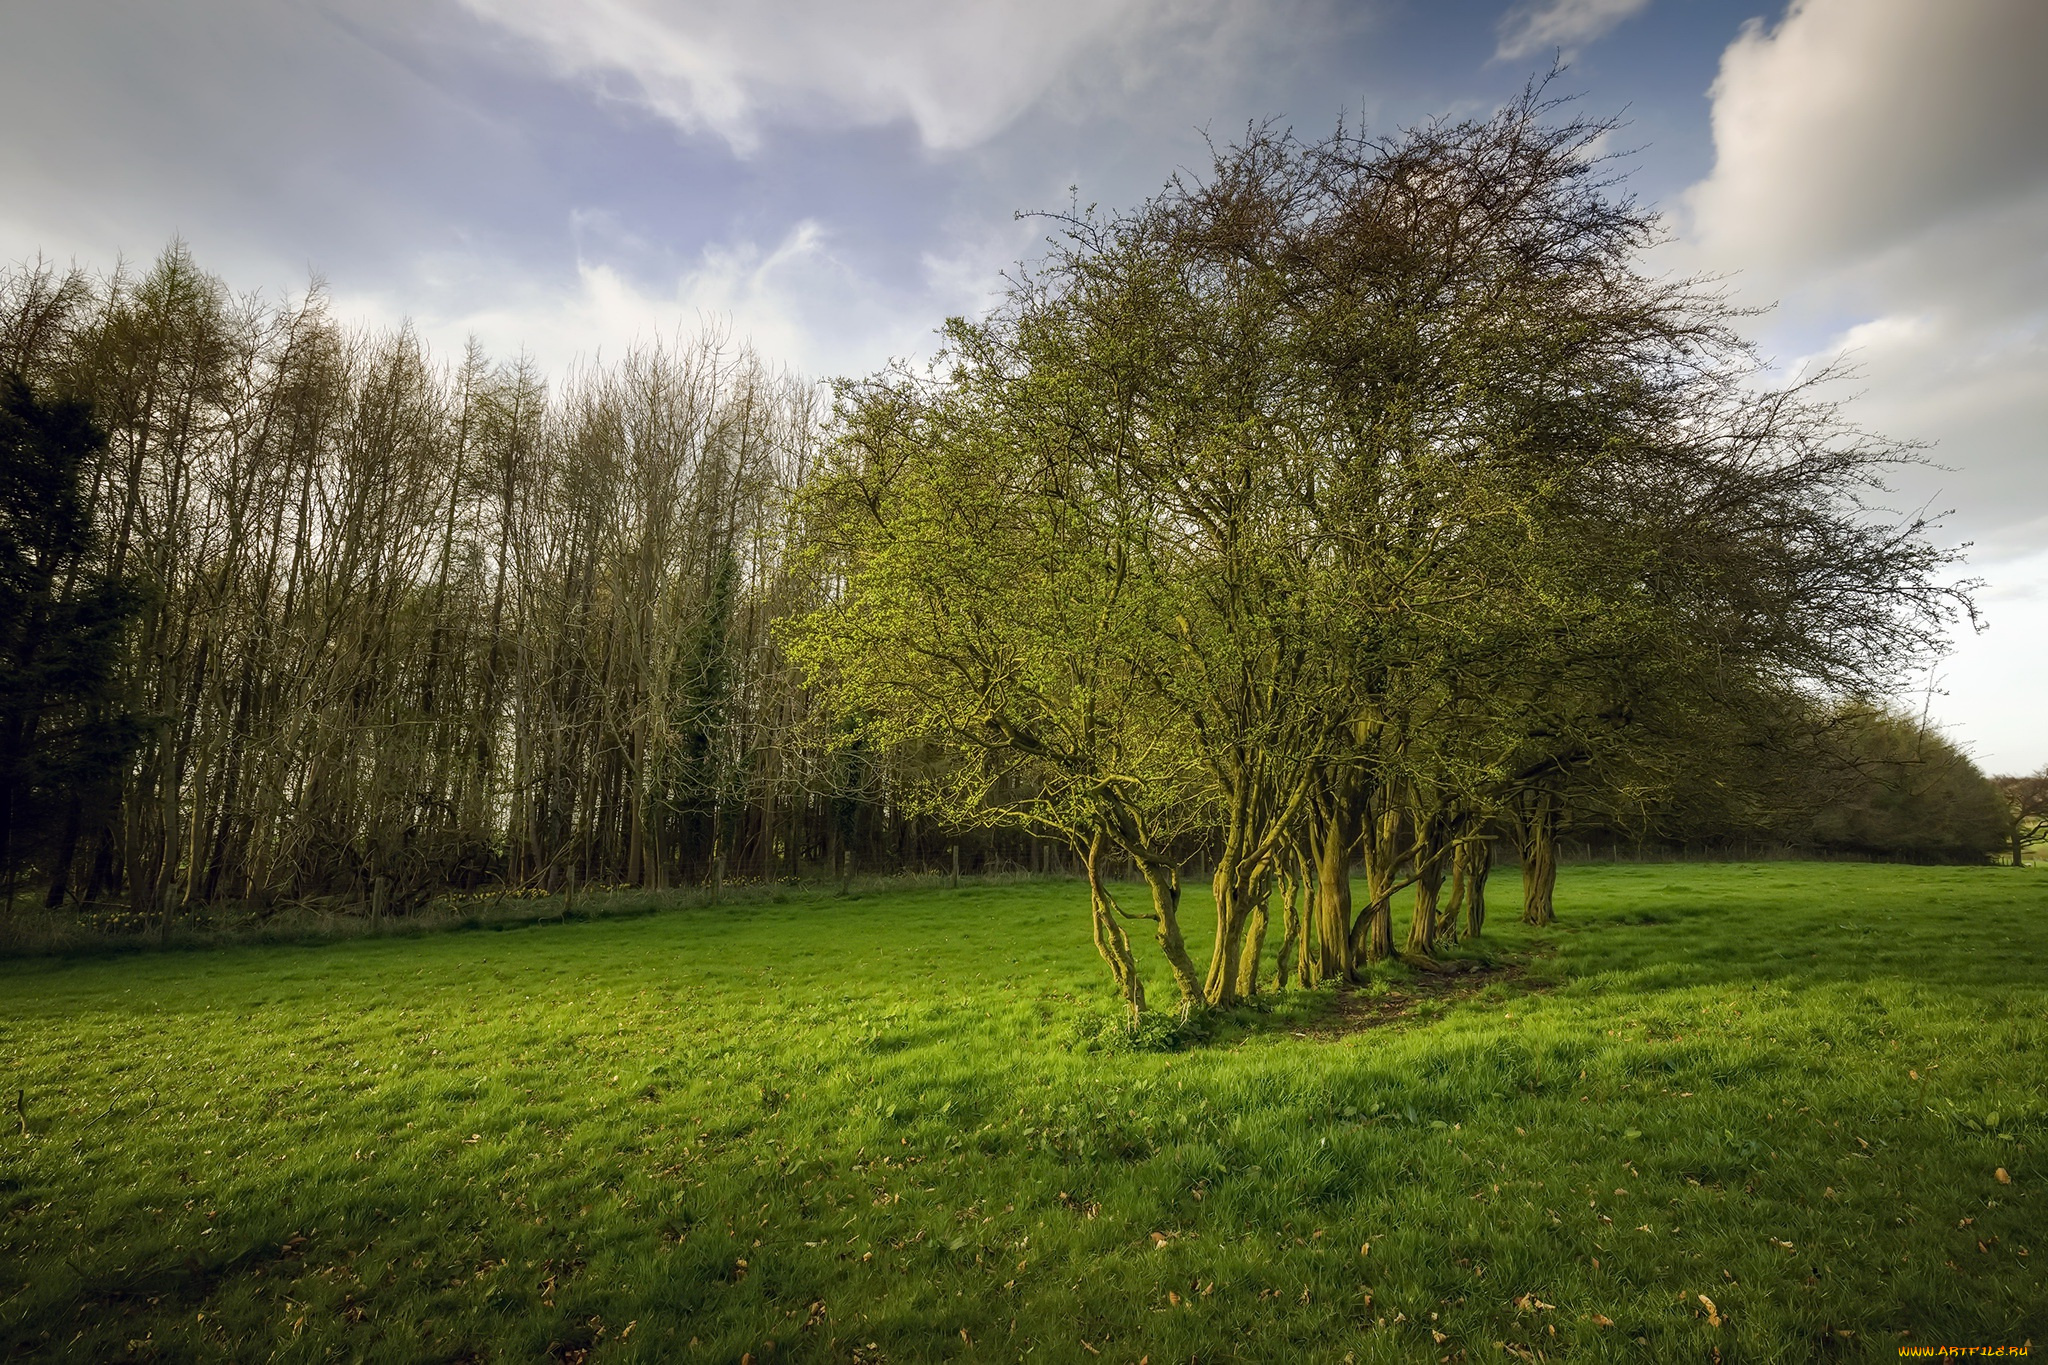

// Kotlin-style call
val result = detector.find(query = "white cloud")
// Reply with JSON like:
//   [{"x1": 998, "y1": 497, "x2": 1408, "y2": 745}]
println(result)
[
  {"x1": 346, "y1": 213, "x2": 1017, "y2": 384},
  {"x1": 1686, "y1": 0, "x2": 2048, "y2": 272},
  {"x1": 453, "y1": 0, "x2": 1278, "y2": 154},
  {"x1": 1494, "y1": 0, "x2": 1649, "y2": 62},
  {"x1": 1922, "y1": 547, "x2": 2048, "y2": 775},
  {"x1": 1679, "y1": 0, "x2": 2048, "y2": 769}
]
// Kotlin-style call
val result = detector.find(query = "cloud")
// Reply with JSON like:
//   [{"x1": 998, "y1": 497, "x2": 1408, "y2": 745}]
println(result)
[
  {"x1": 0, "y1": 0, "x2": 565, "y2": 302},
  {"x1": 1494, "y1": 0, "x2": 1649, "y2": 62},
  {"x1": 351, "y1": 213, "x2": 1017, "y2": 384},
  {"x1": 1679, "y1": 0, "x2": 2048, "y2": 768},
  {"x1": 1685, "y1": 0, "x2": 2048, "y2": 272},
  {"x1": 452, "y1": 0, "x2": 1281, "y2": 154},
  {"x1": 1923, "y1": 547, "x2": 2048, "y2": 774},
  {"x1": 1674, "y1": 0, "x2": 2048, "y2": 537}
]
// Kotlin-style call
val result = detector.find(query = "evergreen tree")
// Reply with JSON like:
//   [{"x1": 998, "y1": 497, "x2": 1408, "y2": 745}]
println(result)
[{"x1": 0, "y1": 374, "x2": 140, "y2": 911}]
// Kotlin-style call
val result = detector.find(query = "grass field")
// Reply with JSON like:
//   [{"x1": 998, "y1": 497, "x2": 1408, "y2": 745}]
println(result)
[{"x1": 2, "y1": 862, "x2": 2044, "y2": 1363}]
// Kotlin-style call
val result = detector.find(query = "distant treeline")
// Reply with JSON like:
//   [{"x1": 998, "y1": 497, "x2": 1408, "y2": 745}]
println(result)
[
  {"x1": 0, "y1": 246, "x2": 1066, "y2": 926},
  {"x1": 1566, "y1": 708, "x2": 2008, "y2": 866},
  {"x1": 0, "y1": 125, "x2": 2013, "y2": 942}
]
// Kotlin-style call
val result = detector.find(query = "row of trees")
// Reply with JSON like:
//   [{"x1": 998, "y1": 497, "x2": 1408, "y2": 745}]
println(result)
[
  {"x1": 0, "y1": 246, "x2": 906, "y2": 921},
  {"x1": 789, "y1": 94, "x2": 1980, "y2": 1019},
  {"x1": 0, "y1": 95, "x2": 2010, "y2": 998}
]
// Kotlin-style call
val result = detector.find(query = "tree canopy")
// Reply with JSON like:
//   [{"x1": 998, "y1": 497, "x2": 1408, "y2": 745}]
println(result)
[
  {"x1": 0, "y1": 95, "x2": 1999, "y2": 978},
  {"x1": 790, "y1": 93, "x2": 1974, "y2": 1018}
]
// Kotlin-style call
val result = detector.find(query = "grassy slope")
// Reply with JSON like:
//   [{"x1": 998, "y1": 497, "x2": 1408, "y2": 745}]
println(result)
[{"x1": 1, "y1": 863, "x2": 2044, "y2": 1363}]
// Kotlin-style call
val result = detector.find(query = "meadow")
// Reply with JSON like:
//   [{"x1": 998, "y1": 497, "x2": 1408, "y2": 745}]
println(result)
[{"x1": 1, "y1": 861, "x2": 2043, "y2": 1363}]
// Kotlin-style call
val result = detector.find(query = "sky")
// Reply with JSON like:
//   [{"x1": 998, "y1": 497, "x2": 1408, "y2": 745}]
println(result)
[{"x1": 1, "y1": 0, "x2": 2043, "y2": 771}]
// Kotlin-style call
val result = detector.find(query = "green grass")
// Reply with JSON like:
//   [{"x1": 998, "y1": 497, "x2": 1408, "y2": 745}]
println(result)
[{"x1": 2, "y1": 862, "x2": 2044, "y2": 1363}]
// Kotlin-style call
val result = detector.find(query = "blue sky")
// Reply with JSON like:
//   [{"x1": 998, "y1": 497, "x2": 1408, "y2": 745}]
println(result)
[{"x1": 2, "y1": 0, "x2": 2043, "y2": 770}]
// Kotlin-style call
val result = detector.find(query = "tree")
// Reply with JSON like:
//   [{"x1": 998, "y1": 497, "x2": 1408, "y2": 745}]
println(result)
[
  {"x1": 789, "y1": 357, "x2": 1215, "y2": 1015},
  {"x1": 791, "y1": 88, "x2": 1971, "y2": 1020},
  {"x1": 0, "y1": 100, "x2": 1971, "y2": 971},
  {"x1": 1799, "y1": 715, "x2": 2006, "y2": 863},
  {"x1": 0, "y1": 374, "x2": 141, "y2": 912},
  {"x1": 1991, "y1": 768, "x2": 2048, "y2": 867}
]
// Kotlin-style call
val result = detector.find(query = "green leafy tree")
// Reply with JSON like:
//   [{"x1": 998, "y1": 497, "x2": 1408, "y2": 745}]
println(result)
[
  {"x1": 1991, "y1": 768, "x2": 2048, "y2": 868},
  {"x1": 791, "y1": 88, "x2": 1970, "y2": 1018}
]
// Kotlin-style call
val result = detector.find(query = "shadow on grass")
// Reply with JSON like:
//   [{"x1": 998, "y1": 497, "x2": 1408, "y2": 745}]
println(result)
[{"x1": 0, "y1": 868, "x2": 1087, "y2": 962}]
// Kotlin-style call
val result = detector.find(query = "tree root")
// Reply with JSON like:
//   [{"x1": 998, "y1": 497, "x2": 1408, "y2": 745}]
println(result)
[{"x1": 1396, "y1": 952, "x2": 1476, "y2": 974}]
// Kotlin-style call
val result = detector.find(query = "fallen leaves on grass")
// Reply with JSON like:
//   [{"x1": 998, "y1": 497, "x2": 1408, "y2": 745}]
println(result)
[
  {"x1": 1996, "y1": 1167, "x2": 2012, "y2": 1185},
  {"x1": 1698, "y1": 1294, "x2": 1723, "y2": 1328},
  {"x1": 1590, "y1": 1313, "x2": 1615, "y2": 1328}
]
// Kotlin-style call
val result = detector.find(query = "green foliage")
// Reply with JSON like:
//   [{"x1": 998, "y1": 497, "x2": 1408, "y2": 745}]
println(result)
[
  {"x1": 1990, "y1": 770, "x2": 2048, "y2": 867},
  {"x1": 1798, "y1": 711, "x2": 2008, "y2": 862},
  {"x1": 1612, "y1": 702, "x2": 2010, "y2": 863},
  {"x1": 2, "y1": 862, "x2": 2043, "y2": 1360},
  {"x1": 791, "y1": 93, "x2": 1972, "y2": 1007}
]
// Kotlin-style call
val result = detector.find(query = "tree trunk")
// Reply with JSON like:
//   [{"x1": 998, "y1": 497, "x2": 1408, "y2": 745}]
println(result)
[
  {"x1": 1295, "y1": 849, "x2": 1318, "y2": 988},
  {"x1": 1442, "y1": 840, "x2": 1467, "y2": 944},
  {"x1": 1405, "y1": 831, "x2": 1445, "y2": 958},
  {"x1": 1353, "y1": 806, "x2": 1400, "y2": 965},
  {"x1": 1313, "y1": 802, "x2": 1354, "y2": 983},
  {"x1": 1136, "y1": 859, "x2": 1203, "y2": 1013},
  {"x1": 1236, "y1": 894, "x2": 1269, "y2": 1000},
  {"x1": 1203, "y1": 856, "x2": 1255, "y2": 1008},
  {"x1": 43, "y1": 793, "x2": 83, "y2": 909},
  {"x1": 1521, "y1": 799, "x2": 1557, "y2": 927},
  {"x1": 1271, "y1": 869, "x2": 1299, "y2": 993},
  {"x1": 1464, "y1": 838, "x2": 1492, "y2": 940},
  {"x1": 1085, "y1": 832, "x2": 1144, "y2": 1024}
]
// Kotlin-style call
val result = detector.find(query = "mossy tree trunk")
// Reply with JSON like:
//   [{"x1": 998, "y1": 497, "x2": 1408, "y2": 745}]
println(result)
[
  {"x1": 1203, "y1": 859, "x2": 1249, "y2": 1007},
  {"x1": 1404, "y1": 819, "x2": 1447, "y2": 958},
  {"x1": 1312, "y1": 788, "x2": 1356, "y2": 983},
  {"x1": 1442, "y1": 848, "x2": 1465, "y2": 934},
  {"x1": 1519, "y1": 794, "x2": 1557, "y2": 927},
  {"x1": 1294, "y1": 846, "x2": 1319, "y2": 987},
  {"x1": 1270, "y1": 867, "x2": 1300, "y2": 992},
  {"x1": 1353, "y1": 804, "x2": 1401, "y2": 966},
  {"x1": 1461, "y1": 836, "x2": 1492, "y2": 940},
  {"x1": 1134, "y1": 858, "x2": 1204, "y2": 1014},
  {"x1": 1234, "y1": 878, "x2": 1271, "y2": 999},
  {"x1": 1084, "y1": 831, "x2": 1144, "y2": 1024}
]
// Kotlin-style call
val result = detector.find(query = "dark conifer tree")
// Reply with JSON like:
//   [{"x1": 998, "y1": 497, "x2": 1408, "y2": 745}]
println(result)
[{"x1": 0, "y1": 374, "x2": 141, "y2": 912}]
